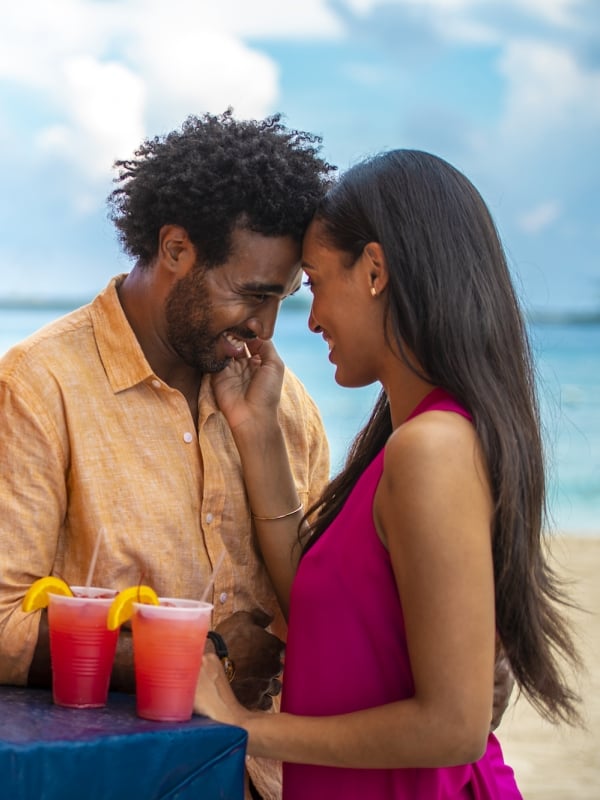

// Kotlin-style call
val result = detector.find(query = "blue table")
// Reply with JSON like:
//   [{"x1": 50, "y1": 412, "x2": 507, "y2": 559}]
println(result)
[{"x1": 0, "y1": 686, "x2": 247, "y2": 800}]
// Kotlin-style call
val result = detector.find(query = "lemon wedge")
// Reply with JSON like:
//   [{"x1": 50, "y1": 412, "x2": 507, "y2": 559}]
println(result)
[
  {"x1": 106, "y1": 585, "x2": 159, "y2": 630},
  {"x1": 22, "y1": 576, "x2": 73, "y2": 612}
]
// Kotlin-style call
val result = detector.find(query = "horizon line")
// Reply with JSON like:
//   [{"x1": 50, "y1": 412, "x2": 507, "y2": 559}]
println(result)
[{"x1": 0, "y1": 295, "x2": 599, "y2": 325}]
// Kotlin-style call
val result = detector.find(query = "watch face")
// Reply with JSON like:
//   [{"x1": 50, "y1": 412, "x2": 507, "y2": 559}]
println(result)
[{"x1": 222, "y1": 656, "x2": 235, "y2": 682}]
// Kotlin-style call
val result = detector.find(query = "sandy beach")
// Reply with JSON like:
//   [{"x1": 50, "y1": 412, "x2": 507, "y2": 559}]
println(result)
[{"x1": 496, "y1": 535, "x2": 600, "y2": 799}]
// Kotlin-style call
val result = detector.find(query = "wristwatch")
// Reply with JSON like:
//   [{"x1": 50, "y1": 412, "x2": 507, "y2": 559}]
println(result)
[{"x1": 207, "y1": 631, "x2": 235, "y2": 682}]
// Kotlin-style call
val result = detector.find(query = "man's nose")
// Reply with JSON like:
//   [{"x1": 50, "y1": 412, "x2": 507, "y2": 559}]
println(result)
[{"x1": 247, "y1": 298, "x2": 281, "y2": 340}]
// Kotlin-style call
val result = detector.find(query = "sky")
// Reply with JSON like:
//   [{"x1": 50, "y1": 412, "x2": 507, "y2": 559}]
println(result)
[{"x1": 0, "y1": 0, "x2": 598, "y2": 313}]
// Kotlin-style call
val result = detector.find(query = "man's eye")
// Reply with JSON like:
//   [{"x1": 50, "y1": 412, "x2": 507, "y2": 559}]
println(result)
[{"x1": 254, "y1": 294, "x2": 268, "y2": 303}]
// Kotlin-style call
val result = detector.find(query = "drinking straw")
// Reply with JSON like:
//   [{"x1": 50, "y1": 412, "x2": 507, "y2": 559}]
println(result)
[
  {"x1": 200, "y1": 550, "x2": 226, "y2": 602},
  {"x1": 85, "y1": 528, "x2": 105, "y2": 588}
]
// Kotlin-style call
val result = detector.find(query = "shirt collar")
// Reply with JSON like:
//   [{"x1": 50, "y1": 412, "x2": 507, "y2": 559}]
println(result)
[
  {"x1": 91, "y1": 275, "x2": 155, "y2": 393},
  {"x1": 91, "y1": 275, "x2": 221, "y2": 420},
  {"x1": 198, "y1": 372, "x2": 220, "y2": 424}
]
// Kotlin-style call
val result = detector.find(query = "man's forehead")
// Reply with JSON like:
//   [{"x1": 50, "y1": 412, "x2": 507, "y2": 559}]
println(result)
[{"x1": 222, "y1": 229, "x2": 302, "y2": 292}]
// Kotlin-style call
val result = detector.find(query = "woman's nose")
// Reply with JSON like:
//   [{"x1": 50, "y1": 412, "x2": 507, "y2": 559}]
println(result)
[{"x1": 308, "y1": 308, "x2": 321, "y2": 334}]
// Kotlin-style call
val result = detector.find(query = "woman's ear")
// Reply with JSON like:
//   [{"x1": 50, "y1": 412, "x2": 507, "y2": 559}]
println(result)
[{"x1": 364, "y1": 242, "x2": 389, "y2": 296}]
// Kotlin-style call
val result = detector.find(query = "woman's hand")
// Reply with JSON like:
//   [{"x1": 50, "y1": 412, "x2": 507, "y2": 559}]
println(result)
[
  {"x1": 211, "y1": 339, "x2": 285, "y2": 433},
  {"x1": 194, "y1": 652, "x2": 252, "y2": 728}
]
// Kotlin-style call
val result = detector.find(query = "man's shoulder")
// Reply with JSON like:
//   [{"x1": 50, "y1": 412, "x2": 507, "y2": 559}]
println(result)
[
  {"x1": 1, "y1": 303, "x2": 94, "y2": 378},
  {"x1": 0, "y1": 279, "x2": 120, "y2": 384},
  {"x1": 0, "y1": 278, "x2": 124, "y2": 398}
]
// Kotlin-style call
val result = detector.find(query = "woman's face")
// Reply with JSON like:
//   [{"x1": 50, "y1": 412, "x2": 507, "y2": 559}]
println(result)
[{"x1": 301, "y1": 220, "x2": 388, "y2": 388}]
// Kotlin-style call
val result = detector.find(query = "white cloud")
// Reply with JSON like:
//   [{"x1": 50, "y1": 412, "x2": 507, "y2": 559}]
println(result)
[
  {"x1": 35, "y1": 57, "x2": 146, "y2": 183},
  {"x1": 518, "y1": 201, "x2": 562, "y2": 233},
  {"x1": 506, "y1": 0, "x2": 584, "y2": 28},
  {"x1": 123, "y1": 19, "x2": 279, "y2": 125},
  {"x1": 339, "y1": 0, "x2": 586, "y2": 43},
  {"x1": 0, "y1": 0, "x2": 116, "y2": 88},
  {"x1": 343, "y1": 0, "x2": 471, "y2": 13},
  {"x1": 497, "y1": 39, "x2": 600, "y2": 142},
  {"x1": 341, "y1": 0, "x2": 583, "y2": 25},
  {"x1": 193, "y1": 0, "x2": 344, "y2": 38},
  {"x1": 1, "y1": 0, "x2": 597, "y2": 225},
  {"x1": 0, "y1": 0, "x2": 338, "y2": 209}
]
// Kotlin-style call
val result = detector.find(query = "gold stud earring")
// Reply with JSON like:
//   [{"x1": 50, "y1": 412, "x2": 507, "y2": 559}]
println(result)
[{"x1": 370, "y1": 286, "x2": 377, "y2": 297}]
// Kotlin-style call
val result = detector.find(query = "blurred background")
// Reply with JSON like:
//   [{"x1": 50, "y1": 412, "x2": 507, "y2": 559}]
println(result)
[{"x1": 1, "y1": 0, "x2": 599, "y2": 531}]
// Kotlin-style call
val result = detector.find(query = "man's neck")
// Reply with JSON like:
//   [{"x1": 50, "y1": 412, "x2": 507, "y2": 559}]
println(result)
[{"x1": 117, "y1": 266, "x2": 202, "y2": 427}]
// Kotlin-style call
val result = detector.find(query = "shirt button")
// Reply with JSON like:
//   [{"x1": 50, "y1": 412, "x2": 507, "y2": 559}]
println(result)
[
  {"x1": 151, "y1": 379, "x2": 161, "y2": 388},
  {"x1": 205, "y1": 513, "x2": 213, "y2": 524},
  {"x1": 183, "y1": 432, "x2": 194, "y2": 443},
  {"x1": 219, "y1": 592, "x2": 228, "y2": 604}
]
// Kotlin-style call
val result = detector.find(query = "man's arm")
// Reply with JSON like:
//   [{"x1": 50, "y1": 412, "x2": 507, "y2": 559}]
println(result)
[
  {"x1": 0, "y1": 374, "x2": 67, "y2": 686},
  {"x1": 26, "y1": 611, "x2": 51, "y2": 688}
]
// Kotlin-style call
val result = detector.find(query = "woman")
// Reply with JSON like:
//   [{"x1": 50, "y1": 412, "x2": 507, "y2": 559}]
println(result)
[{"x1": 196, "y1": 150, "x2": 581, "y2": 798}]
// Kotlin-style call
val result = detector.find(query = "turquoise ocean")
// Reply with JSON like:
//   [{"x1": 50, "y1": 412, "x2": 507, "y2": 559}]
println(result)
[{"x1": 1, "y1": 299, "x2": 599, "y2": 535}]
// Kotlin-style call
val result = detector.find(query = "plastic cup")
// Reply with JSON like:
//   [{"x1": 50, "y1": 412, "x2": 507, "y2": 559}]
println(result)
[
  {"x1": 132, "y1": 598, "x2": 213, "y2": 722},
  {"x1": 131, "y1": 598, "x2": 213, "y2": 722},
  {"x1": 47, "y1": 586, "x2": 119, "y2": 708}
]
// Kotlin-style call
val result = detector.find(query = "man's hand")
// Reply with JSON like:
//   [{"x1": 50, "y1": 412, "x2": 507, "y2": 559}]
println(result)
[
  {"x1": 491, "y1": 639, "x2": 515, "y2": 731},
  {"x1": 214, "y1": 608, "x2": 285, "y2": 711}
]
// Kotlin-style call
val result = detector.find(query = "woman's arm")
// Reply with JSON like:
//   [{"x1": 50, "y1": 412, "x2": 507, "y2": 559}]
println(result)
[
  {"x1": 372, "y1": 410, "x2": 497, "y2": 762},
  {"x1": 197, "y1": 410, "x2": 498, "y2": 768},
  {"x1": 211, "y1": 340, "x2": 308, "y2": 617}
]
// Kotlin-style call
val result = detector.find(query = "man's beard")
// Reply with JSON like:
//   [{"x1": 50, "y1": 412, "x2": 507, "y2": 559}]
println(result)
[{"x1": 164, "y1": 265, "x2": 229, "y2": 373}]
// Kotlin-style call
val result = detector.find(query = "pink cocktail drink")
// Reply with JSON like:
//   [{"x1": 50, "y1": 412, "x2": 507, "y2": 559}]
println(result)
[
  {"x1": 132, "y1": 598, "x2": 213, "y2": 722},
  {"x1": 47, "y1": 586, "x2": 118, "y2": 708}
]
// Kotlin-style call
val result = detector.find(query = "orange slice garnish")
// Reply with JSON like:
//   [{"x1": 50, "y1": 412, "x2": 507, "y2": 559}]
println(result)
[
  {"x1": 22, "y1": 576, "x2": 73, "y2": 612},
  {"x1": 106, "y1": 585, "x2": 159, "y2": 630}
]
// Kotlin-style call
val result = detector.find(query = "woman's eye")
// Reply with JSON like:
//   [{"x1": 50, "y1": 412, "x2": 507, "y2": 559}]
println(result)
[{"x1": 302, "y1": 277, "x2": 313, "y2": 290}]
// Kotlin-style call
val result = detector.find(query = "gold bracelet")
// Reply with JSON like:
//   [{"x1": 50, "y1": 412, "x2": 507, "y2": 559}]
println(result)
[{"x1": 252, "y1": 502, "x2": 303, "y2": 521}]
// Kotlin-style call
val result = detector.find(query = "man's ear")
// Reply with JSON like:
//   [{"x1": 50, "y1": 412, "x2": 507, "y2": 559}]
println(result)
[
  {"x1": 364, "y1": 242, "x2": 389, "y2": 295},
  {"x1": 159, "y1": 225, "x2": 196, "y2": 274}
]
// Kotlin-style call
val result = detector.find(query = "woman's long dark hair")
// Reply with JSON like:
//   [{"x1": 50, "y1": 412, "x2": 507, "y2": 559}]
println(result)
[{"x1": 302, "y1": 150, "x2": 581, "y2": 724}]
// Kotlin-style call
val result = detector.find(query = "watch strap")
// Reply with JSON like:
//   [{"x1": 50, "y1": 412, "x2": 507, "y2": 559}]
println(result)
[{"x1": 207, "y1": 631, "x2": 235, "y2": 682}]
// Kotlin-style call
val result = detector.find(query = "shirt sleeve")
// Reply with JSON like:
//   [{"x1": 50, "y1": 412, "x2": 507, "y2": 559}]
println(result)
[{"x1": 0, "y1": 370, "x2": 68, "y2": 684}]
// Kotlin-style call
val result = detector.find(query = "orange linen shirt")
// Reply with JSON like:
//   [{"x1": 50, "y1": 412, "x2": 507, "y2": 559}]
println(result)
[{"x1": 0, "y1": 276, "x2": 329, "y2": 800}]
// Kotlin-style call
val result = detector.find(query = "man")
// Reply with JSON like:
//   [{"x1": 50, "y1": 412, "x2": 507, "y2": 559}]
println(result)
[{"x1": 0, "y1": 110, "x2": 335, "y2": 800}]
